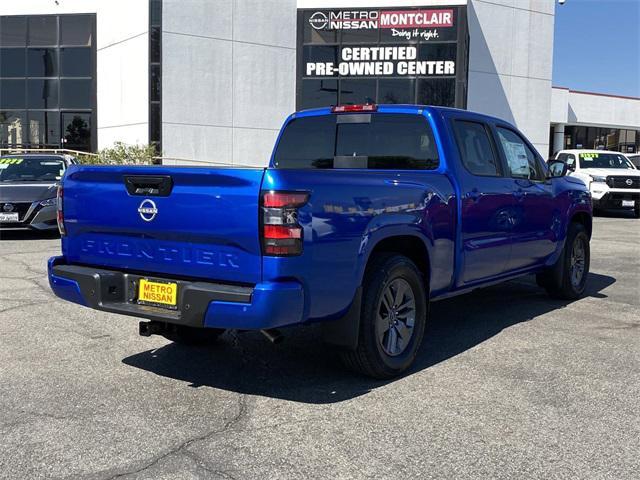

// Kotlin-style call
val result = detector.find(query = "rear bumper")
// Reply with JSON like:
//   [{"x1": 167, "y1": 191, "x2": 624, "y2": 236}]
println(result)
[{"x1": 47, "y1": 256, "x2": 305, "y2": 330}]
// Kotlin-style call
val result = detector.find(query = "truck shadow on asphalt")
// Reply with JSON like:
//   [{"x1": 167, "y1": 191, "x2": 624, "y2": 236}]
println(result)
[
  {"x1": 122, "y1": 272, "x2": 615, "y2": 404},
  {"x1": 0, "y1": 229, "x2": 59, "y2": 240}
]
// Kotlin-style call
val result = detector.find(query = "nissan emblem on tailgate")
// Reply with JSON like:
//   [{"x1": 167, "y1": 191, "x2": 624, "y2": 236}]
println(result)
[{"x1": 138, "y1": 199, "x2": 158, "y2": 222}]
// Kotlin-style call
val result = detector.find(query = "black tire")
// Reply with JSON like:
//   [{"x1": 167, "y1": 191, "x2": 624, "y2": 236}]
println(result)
[
  {"x1": 161, "y1": 325, "x2": 224, "y2": 346},
  {"x1": 634, "y1": 206, "x2": 640, "y2": 218},
  {"x1": 340, "y1": 253, "x2": 428, "y2": 379},
  {"x1": 536, "y1": 222, "x2": 590, "y2": 300}
]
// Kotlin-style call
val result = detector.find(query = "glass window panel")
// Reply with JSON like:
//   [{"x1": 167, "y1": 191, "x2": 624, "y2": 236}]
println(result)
[
  {"x1": 378, "y1": 78, "x2": 414, "y2": 104},
  {"x1": 302, "y1": 45, "x2": 338, "y2": 76},
  {"x1": 150, "y1": 64, "x2": 161, "y2": 102},
  {"x1": 341, "y1": 28, "x2": 378, "y2": 44},
  {"x1": 61, "y1": 112, "x2": 91, "y2": 150},
  {"x1": 60, "y1": 78, "x2": 91, "y2": 108},
  {"x1": 300, "y1": 79, "x2": 338, "y2": 109},
  {"x1": 27, "y1": 47, "x2": 57, "y2": 76},
  {"x1": 586, "y1": 127, "x2": 596, "y2": 149},
  {"x1": 339, "y1": 79, "x2": 376, "y2": 105},
  {"x1": 28, "y1": 16, "x2": 58, "y2": 46},
  {"x1": 60, "y1": 47, "x2": 91, "y2": 76},
  {"x1": 28, "y1": 110, "x2": 60, "y2": 145},
  {"x1": 453, "y1": 121, "x2": 500, "y2": 176},
  {"x1": 60, "y1": 15, "x2": 92, "y2": 46},
  {"x1": 27, "y1": 79, "x2": 58, "y2": 108},
  {"x1": 0, "y1": 110, "x2": 26, "y2": 146},
  {"x1": 418, "y1": 43, "x2": 457, "y2": 65},
  {"x1": 150, "y1": 26, "x2": 161, "y2": 63},
  {"x1": 0, "y1": 79, "x2": 25, "y2": 108},
  {"x1": 336, "y1": 114, "x2": 439, "y2": 169},
  {"x1": 417, "y1": 78, "x2": 455, "y2": 107},
  {"x1": 150, "y1": 0, "x2": 162, "y2": 27},
  {"x1": 0, "y1": 17, "x2": 27, "y2": 46},
  {"x1": 273, "y1": 115, "x2": 335, "y2": 169},
  {"x1": 496, "y1": 127, "x2": 544, "y2": 180},
  {"x1": 573, "y1": 126, "x2": 586, "y2": 149},
  {"x1": 0, "y1": 48, "x2": 25, "y2": 77},
  {"x1": 150, "y1": 102, "x2": 161, "y2": 144}
]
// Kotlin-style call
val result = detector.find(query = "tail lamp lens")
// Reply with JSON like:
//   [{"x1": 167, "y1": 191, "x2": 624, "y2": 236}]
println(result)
[
  {"x1": 56, "y1": 185, "x2": 65, "y2": 236},
  {"x1": 261, "y1": 191, "x2": 308, "y2": 256},
  {"x1": 331, "y1": 104, "x2": 377, "y2": 113}
]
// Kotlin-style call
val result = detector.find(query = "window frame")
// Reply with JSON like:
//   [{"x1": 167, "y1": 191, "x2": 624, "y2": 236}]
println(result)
[{"x1": 451, "y1": 119, "x2": 504, "y2": 178}]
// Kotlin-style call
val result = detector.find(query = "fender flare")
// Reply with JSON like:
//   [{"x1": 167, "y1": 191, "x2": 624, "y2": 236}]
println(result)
[{"x1": 322, "y1": 226, "x2": 433, "y2": 350}]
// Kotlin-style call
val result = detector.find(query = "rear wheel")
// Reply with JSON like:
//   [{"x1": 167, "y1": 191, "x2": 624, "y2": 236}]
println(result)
[
  {"x1": 161, "y1": 325, "x2": 224, "y2": 346},
  {"x1": 340, "y1": 253, "x2": 427, "y2": 379},
  {"x1": 537, "y1": 222, "x2": 590, "y2": 300}
]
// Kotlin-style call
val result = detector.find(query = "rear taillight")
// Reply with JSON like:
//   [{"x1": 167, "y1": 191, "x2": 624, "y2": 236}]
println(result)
[
  {"x1": 56, "y1": 185, "x2": 65, "y2": 236},
  {"x1": 261, "y1": 191, "x2": 309, "y2": 256}
]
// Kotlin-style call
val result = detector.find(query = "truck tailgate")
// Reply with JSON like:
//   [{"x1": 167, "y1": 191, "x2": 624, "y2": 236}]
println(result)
[{"x1": 61, "y1": 165, "x2": 265, "y2": 285}]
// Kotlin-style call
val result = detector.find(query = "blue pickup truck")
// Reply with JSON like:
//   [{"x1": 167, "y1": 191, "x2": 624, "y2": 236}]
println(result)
[{"x1": 48, "y1": 104, "x2": 592, "y2": 378}]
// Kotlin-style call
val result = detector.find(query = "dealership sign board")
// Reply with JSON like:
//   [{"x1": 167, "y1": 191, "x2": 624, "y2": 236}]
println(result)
[{"x1": 296, "y1": 5, "x2": 469, "y2": 109}]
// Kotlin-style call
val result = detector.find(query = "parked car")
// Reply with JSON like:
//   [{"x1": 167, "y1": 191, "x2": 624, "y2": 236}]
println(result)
[
  {"x1": 0, "y1": 154, "x2": 77, "y2": 231},
  {"x1": 554, "y1": 149, "x2": 640, "y2": 217},
  {"x1": 626, "y1": 153, "x2": 640, "y2": 169},
  {"x1": 48, "y1": 105, "x2": 592, "y2": 378}
]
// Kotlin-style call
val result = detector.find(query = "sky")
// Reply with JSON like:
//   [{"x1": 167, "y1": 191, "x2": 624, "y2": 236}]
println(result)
[{"x1": 552, "y1": 0, "x2": 640, "y2": 97}]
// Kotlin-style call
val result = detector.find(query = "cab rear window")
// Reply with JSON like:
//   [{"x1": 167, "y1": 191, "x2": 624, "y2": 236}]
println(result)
[{"x1": 273, "y1": 113, "x2": 439, "y2": 170}]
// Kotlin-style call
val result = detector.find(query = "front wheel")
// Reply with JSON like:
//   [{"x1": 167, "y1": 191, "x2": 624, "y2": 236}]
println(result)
[
  {"x1": 340, "y1": 253, "x2": 428, "y2": 379},
  {"x1": 537, "y1": 222, "x2": 590, "y2": 300}
]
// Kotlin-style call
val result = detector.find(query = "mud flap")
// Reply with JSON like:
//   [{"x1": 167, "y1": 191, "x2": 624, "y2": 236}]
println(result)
[{"x1": 321, "y1": 287, "x2": 362, "y2": 351}]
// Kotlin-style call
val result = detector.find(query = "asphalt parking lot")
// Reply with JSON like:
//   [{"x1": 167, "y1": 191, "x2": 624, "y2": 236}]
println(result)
[{"x1": 0, "y1": 214, "x2": 638, "y2": 480}]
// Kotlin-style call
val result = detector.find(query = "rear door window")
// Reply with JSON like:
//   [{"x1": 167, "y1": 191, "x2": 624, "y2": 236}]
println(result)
[
  {"x1": 272, "y1": 115, "x2": 335, "y2": 169},
  {"x1": 453, "y1": 121, "x2": 501, "y2": 176},
  {"x1": 273, "y1": 114, "x2": 439, "y2": 170}
]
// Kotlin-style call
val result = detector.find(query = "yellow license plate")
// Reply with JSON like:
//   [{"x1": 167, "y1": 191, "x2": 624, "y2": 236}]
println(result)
[{"x1": 138, "y1": 279, "x2": 178, "y2": 307}]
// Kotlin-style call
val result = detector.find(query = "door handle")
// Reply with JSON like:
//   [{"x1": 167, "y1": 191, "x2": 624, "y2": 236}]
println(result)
[
  {"x1": 513, "y1": 188, "x2": 524, "y2": 201},
  {"x1": 466, "y1": 188, "x2": 481, "y2": 202},
  {"x1": 124, "y1": 175, "x2": 173, "y2": 196}
]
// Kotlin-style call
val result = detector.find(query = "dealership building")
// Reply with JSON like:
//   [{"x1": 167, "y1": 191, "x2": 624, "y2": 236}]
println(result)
[{"x1": 0, "y1": 0, "x2": 639, "y2": 163}]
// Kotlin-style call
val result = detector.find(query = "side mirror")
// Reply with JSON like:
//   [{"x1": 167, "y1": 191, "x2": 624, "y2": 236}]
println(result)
[{"x1": 547, "y1": 160, "x2": 568, "y2": 178}]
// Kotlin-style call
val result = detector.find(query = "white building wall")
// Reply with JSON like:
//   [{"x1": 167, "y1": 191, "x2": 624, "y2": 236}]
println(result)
[
  {"x1": 466, "y1": 0, "x2": 555, "y2": 156},
  {"x1": 0, "y1": 0, "x2": 149, "y2": 149},
  {"x1": 163, "y1": 0, "x2": 556, "y2": 164},
  {"x1": 161, "y1": 0, "x2": 297, "y2": 166},
  {"x1": 551, "y1": 87, "x2": 640, "y2": 129}
]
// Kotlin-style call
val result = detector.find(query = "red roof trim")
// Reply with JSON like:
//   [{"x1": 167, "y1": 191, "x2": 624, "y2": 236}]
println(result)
[{"x1": 553, "y1": 86, "x2": 640, "y2": 101}]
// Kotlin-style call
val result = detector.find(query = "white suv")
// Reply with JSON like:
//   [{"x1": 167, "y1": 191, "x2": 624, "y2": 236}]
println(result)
[{"x1": 554, "y1": 149, "x2": 640, "y2": 217}]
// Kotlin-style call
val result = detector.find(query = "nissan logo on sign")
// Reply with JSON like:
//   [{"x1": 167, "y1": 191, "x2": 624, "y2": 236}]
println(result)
[{"x1": 309, "y1": 11, "x2": 328, "y2": 30}]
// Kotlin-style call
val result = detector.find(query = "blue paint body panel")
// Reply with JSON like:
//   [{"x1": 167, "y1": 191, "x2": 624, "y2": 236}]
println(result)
[
  {"x1": 48, "y1": 104, "x2": 591, "y2": 330},
  {"x1": 48, "y1": 256, "x2": 86, "y2": 306}
]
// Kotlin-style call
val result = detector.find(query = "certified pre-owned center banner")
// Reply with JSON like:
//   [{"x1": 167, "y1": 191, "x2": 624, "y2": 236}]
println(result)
[
  {"x1": 297, "y1": 5, "x2": 469, "y2": 109},
  {"x1": 305, "y1": 45, "x2": 456, "y2": 77}
]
